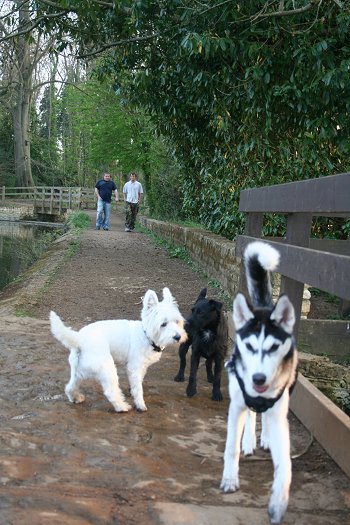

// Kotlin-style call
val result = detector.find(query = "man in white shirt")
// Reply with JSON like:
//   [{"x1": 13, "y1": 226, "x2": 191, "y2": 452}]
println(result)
[{"x1": 123, "y1": 172, "x2": 143, "y2": 232}]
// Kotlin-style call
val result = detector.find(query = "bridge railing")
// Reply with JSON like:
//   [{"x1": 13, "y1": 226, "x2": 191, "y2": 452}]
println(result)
[
  {"x1": 236, "y1": 172, "x2": 350, "y2": 476},
  {"x1": 1, "y1": 186, "x2": 96, "y2": 212},
  {"x1": 236, "y1": 172, "x2": 350, "y2": 334}
]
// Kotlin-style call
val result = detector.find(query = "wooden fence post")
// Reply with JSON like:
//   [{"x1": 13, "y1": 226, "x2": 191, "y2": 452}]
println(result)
[
  {"x1": 280, "y1": 212, "x2": 312, "y2": 337},
  {"x1": 77, "y1": 188, "x2": 81, "y2": 209},
  {"x1": 58, "y1": 188, "x2": 63, "y2": 215},
  {"x1": 49, "y1": 187, "x2": 54, "y2": 214},
  {"x1": 41, "y1": 187, "x2": 45, "y2": 213}
]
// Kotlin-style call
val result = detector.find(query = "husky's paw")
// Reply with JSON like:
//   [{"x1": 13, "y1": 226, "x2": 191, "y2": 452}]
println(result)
[
  {"x1": 242, "y1": 440, "x2": 256, "y2": 456},
  {"x1": 268, "y1": 494, "x2": 289, "y2": 524},
  {"x1": 174, "y1": 372, "x2": 185, "y2": 382},
  {"x1": 220, "y1": 475, "x2": 240, "y2": 493},
  {"x1": 242, "y1": 430, "x2": 256, "y2": 455}
]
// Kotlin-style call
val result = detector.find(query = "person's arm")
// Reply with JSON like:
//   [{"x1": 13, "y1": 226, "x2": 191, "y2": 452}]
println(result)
[
  {"x1": 138, "y1": 184, "x2": 143, "y2": 204},
  {"x1": 95, "y1": 186, "x2": 100, "y2": 199},
  {"x1": 114, "y1": 188, "x2": 119, "y2": 201}
]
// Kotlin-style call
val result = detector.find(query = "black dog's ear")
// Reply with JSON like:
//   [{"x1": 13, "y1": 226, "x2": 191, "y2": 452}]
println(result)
[
  {"x1": 210, "y1": 299, "x2": 223, "y2": 311},
  {"x1": 198, "y1": 288, "x2": 207, "y2": 299}
]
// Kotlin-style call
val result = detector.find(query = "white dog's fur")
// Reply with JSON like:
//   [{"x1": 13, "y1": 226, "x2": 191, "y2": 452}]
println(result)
[
  {"x1": 221, "y1": 242, "x2": 297, "y2": 524},
  {"x1": 50, "y1": 287, "x2": 187, "y2": 412}
]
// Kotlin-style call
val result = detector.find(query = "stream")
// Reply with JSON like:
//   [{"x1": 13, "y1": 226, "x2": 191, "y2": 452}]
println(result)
[{"x1": 0, "y1": 220, "x2": 63, "y2": 292}]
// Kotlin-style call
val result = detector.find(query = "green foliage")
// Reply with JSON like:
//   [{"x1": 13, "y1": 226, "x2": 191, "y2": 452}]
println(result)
[
  {"x1": 31, "y1": 85, "x2": 60, "y2": 185},
  {"x1": 55, "y1": 77, "x2": 173, "y2": 195},
  {"x1": 65, "y1": 240, "x2": 81, "y2": 258},
  {"x1": 312, "y1": 217, "x2": 350, "y2": 240},
  {"x1": 35, "y1": 0, "x2": 350, "y2": 239},
  {"x1": 15, "y1": 308, "x2": 34, "y2": 318},
  {"x1": 4, "y1": 1, "x2": 349, "y2": 239},
  {"x1": 65, "y1": 210, "x2": 91, "y2": 231},
  {"x1": 143, "y1": 140, "x2": 186, "y2": 220},
  {"x1": 56, "y1": 79, "x2": 143, "y2": 185}
]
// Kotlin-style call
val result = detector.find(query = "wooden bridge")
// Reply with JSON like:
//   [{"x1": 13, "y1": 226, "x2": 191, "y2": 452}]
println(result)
[{"x1": 1, "y1": 186, "x2": 96, "y2": 216}]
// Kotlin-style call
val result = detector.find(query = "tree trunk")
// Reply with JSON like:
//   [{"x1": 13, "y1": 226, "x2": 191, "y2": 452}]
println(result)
[{"x1": 13, "y1": 4, "x2": 34, "y2": 188}]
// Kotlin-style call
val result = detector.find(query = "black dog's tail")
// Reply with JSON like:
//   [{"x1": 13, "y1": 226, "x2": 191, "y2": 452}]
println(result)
[{"x1": 244, "y1": 241, "x2": 280, "y2": 308}]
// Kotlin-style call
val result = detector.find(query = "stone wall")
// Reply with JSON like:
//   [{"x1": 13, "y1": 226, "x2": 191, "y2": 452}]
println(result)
[
  {"x1": 139, "y1": 216, "x2": 311, "y2": 318},
  {"x1": 139, "y1": 218, "x2": 241, "y2": 299},
  {"x1": 0, "y1": 204, "x2": 35, "y2": 221}
]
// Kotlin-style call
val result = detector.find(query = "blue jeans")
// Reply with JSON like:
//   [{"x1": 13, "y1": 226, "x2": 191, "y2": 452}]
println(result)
[{"x1": 96, "y1": 199, "x2": 111, "y2": 229}]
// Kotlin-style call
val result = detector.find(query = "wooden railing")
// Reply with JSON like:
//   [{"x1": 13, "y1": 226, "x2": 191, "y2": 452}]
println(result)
[
  {"x1": 236, "y1": 172, "x2": 350, "y2": 335},
  {"x1": 1, "y1": 186, "x2": 96, "y2": 213}
]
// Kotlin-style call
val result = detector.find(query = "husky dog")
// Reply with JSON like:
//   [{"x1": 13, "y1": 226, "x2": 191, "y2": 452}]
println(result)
[
  {"x1": 221, "y1": 241, "x2": 298, "y2": 524},
  {"x1": 174, "y1": 288, "x2": 228, "y2": 400},
  {"x1": 50, "y1": 287, "x2": 187, "y2": 413}
]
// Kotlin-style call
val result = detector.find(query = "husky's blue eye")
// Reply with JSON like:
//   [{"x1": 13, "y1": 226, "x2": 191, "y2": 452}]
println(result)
[{"x1": 161, "y1": 322, "x2": 167, "y2": 328}]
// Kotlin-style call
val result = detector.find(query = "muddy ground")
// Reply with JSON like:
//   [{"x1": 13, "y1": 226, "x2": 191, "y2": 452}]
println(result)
[{"x1": 0, "y1": 208, "x2": 349, "y2": 525}]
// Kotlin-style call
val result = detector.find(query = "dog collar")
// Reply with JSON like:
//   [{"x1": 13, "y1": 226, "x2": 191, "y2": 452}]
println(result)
[
  {"x1": 151, "y1": 342, "x2": 163, "y2": 352},
  {"x1": 142, "y1": 328, "x2": 164, "y2": 353},
  {"x1": 226, "y1": 349, "x2": 289, "y2": 414}
]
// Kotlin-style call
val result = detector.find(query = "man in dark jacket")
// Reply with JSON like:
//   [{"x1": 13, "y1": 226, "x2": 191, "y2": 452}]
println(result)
[{"x1": 95, "y1": 173, "x2": 119, "y2": 231}]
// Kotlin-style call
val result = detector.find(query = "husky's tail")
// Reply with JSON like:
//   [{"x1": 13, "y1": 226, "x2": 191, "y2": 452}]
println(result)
[
  {"x1": 244, "y1": 241, "x2": 280, "y2": 308},
  {"x1": 49, "y1": 311, "x2": 80, "y2": 350}
]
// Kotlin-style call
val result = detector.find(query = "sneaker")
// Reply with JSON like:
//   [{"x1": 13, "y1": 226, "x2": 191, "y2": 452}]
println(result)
[
  {"x1": 125, "y1": 227, "x2": 131, "y2": 232},
  {"x1": 103, "y1": 227, "x2": 109, "y2": 231},
  {"x1": 96, "y1": 226, "x2": 100, "y2": 230}
]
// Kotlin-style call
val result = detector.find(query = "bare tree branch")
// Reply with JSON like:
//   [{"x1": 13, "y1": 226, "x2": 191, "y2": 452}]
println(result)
[
  {"x1": 78, "y1": 31, "x2": 166, "y2": 59},
  {"x1": 255, "y1": 0, "x2": 319, "y2": 19},
  {"x1": 0, "y1": 10, "x2": 67, "y2": 42},
  {"x1": 37, "y1": 0, "x2": 130, "y2": 14}
]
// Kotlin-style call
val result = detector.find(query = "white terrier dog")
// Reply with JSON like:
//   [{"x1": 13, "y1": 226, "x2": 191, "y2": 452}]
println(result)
[
  {"x1": 221, "y1": 242, "x2": 298, "y2": 524},
  {"x1": 50, "y1": 287, "x2": 187, "y2": 412}
]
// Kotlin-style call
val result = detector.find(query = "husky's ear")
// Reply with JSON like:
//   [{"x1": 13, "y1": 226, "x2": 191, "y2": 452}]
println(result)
[
  {"x1": 162, "y1": 287, "x2": 177, "y2": 304},
  {"x1": 233, "y1": 293, "x2": 254, "y2": 330},
  {"x1": 143, "y1": 289, "x2": 159, "y2": 309},
  {"x1": 270, "y1": 294, "x2": 295, "y2": 334}
]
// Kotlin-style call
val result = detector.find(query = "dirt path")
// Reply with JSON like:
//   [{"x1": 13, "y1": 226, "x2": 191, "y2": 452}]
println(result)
[{"x1": 0, "y1": 209, "x2": 348, "y2": 525}]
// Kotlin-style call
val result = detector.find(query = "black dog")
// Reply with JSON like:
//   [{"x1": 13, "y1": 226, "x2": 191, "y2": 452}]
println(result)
[{"x1": 174, "y1": 288, "x2": 228, "y2": 401}]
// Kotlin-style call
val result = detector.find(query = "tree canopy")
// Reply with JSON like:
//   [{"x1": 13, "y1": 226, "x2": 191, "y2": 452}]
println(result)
[{"x1": 1, "y1": 1, "x2": 349, "y2": 237}]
